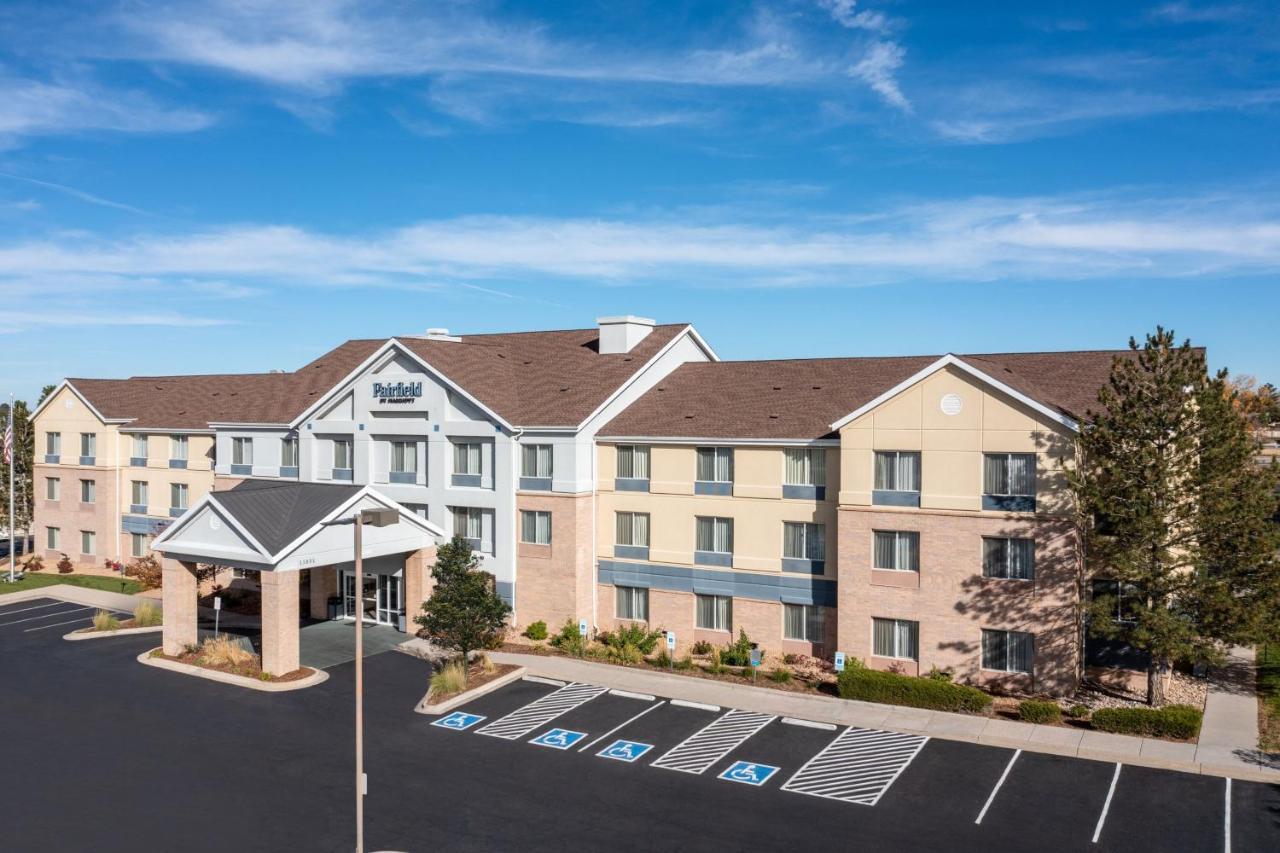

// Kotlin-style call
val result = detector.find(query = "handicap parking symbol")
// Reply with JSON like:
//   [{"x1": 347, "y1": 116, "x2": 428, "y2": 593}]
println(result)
[
  {"x1": 597, "y1": 739, "x2": 654, "y2": 763},
  {"x1": 717, "y1": 760, "x2": 780, "y2": 787},
  {"x1": 431, "y1": 711, "x2": 485, "y2": 731},
  {"x1": 529, "y1": 728, "x2": 588, "y2": 750}
]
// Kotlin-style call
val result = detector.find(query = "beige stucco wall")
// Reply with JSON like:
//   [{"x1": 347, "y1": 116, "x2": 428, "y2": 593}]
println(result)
[{"x1": 119, "y1": 433, "x2": 217, "y2": 517}]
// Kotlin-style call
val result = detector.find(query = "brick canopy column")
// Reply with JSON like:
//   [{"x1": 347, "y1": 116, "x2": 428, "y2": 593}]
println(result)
[
  {"x1": 161, "y1": 558, "x2": 199, "y2": 655},
  {"x1": 402, "y1": 545, "x2": 437, "y2": 633},
  {"x1": 260, "y1": 570, "x2": 300, "y2": 675},
  {"x1": 309, "y1": 566, "x2": 337, "y2": 620}
]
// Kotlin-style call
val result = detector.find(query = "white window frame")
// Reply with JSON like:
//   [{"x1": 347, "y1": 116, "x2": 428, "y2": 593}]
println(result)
[
  {"x1": 616, "y1": 445, "x2": 650, "y2": 479},
  {"x1": 615, "y1": 511, "x2": 650, "y2": 547},
  {"x1": 232, "y1": 437, "x2": 253, "y2": 466},
  {"x1": 451, "y1": 506, "x2": 484, "y2": 541},
  {"x1": 80, "y1": 530, "x2": 95, "y2": 555},
  {"x1": 79, "y1": 432, "x2": 96, "y2": 458},
  {"x1": 130, "y1": 480, "x2": 148, "y2": 507},
  {"x1": 982, "y1": 537, "x2": 1035, "y2": 580},
  {"x1": 981, "y1": 628, "x2": 1035, "y2": 673},
  {"x1": 171, "y1": 482, "x2": 189, "y2": 510},
  {"x1": 783, "y1": 603, "x2": 825, "y2": 642},
  {"x1": 47, "y1": 527, "x2": 59, "y2": 549},
  {"x1": 132, "y1": 435, "x2": 148, "y2": 459},
  {"x1": 281, "y1": 437, "x2": 299, "y2": 468},
  {"x1": 783, "y1": 521, "x2": 825, "y2": 561},
  {"x1": 983, "y1": 453, "x2": 1036, "y2": 497},
  {"x1": 695, "y1": 516, "x2": 733, "y2": 554},
  {"x1": 520, "y1": 444, "x2": 553, "y2": 478},
  {"x1": 130, "y1": 533, "x2": 148, "y2": 558},
  {"x1": 872, "y1": 617, "x2": 920, "y2": 660},
  {"x1": 79, "y1": 479, "x2": 95, "y2": 503},
  {"x1": 391, "y1": 440, "x2": 418, "y2": 474},
  {"x1": 695, "y1": 447, "x2": 734, "y2": 483},
  {"x1": 453, "y1": 441, "x2": 482, "y2": 475},
  {"x1": 46, "y1": 432, "x2": 60, "y2": 455},
  {"x1": 170, "y1": 434, "x2": 188, "y2": 462},
  {"x1": 783, "y1": 448, "x2": 826, "y2": 487},
  {"x1": 873, "y1": 530, "x2": 920, "y2": 572},
  {"x1": 695, "y1": 594, "x2": 733, "y2": 632},
  {"x1": 45, "y1": 477, "x2": 59, "y2": 501},
  {"x1": 519, "y1": 510, "x2": 552, "y2": 545},
  {"x1": 874, "y1": 450, "x2": 920, "y2": 492},
  {"x1": 615, "y1": 585, "x2": 649, "y2": 621}
]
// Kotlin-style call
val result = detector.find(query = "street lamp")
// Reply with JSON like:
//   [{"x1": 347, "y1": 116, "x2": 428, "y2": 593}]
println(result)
[{"x1": 326, "y1": 506, "x2": 399, "y2": 853}]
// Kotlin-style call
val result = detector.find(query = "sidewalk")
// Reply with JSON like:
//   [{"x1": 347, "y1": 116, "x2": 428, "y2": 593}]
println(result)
[
  {"x1": 488, "y1": 650, "x2": 1280, "y2": 784},
  {"x1": 0, "y1": 583, "x2": 152, "y2": 614},
  {"x1": 1195, "y1": 646, "x2": 1279, "y2": 776}
]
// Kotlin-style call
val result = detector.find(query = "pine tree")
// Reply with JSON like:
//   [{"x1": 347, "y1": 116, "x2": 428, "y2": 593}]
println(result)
[
  {"x1": 415, "y1": 536, "x2": 511, "y2": 681},
  {"x1": 1069, "y1": 328, "x2": 1280, "y2": 704}
]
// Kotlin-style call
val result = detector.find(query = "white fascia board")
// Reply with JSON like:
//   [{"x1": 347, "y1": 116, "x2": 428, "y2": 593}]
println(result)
[
  {"x1": 30, "y1": 380, "x2": 114, "y2": 425},
  {"x1": 595, "y1": 436, "x2": 840, "y2": 447},
  {"x1": 157, "y1": 550, "x2": 274, "y2": 571},
  {"x1": 573, "y1": 325, "x2": 720, "y2": 434},
  {"x1": 208, "y1": 422, "x2": 291, "y2": 430},
  {"x1": 151, "y1": 493, "x2": 272, "y2": 560},
  {"x1": 827, "y1": 354, "x2": 1079, "y2": 433},
  {"x1": 120, "y1": 427, "x2": 216, "y2": 435},
  {"x1": 267, "y1": 485, "x2": 448, "y2": 565},
  {"x1": 288, "y1": 339, "x2": 515, "y2": 432}
]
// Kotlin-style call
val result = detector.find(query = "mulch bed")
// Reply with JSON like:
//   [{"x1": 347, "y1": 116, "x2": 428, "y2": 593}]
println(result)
[
  {"x1": 153, "y1": 650, "x2": 315, "y2": 683},
  {"x1": 428, "y1": 662, "x2": 521, "y2": 704}
]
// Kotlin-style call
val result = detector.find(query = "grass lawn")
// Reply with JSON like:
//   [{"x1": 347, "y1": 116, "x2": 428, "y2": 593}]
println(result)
[
  {"x1": 0, "y1": 572, "x2": 143, "y2": 596},
  {"x1": 1259, "y1": 642, "x2": 1280, "y2": 752}
]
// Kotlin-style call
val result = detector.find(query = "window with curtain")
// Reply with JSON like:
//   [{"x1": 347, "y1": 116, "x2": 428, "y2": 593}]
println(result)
[
  {"x1": 452, "y1": 507, "x2": 483, "y2": 540},
  {"x1": 391, "y1": 441, "x2": 418, "y2": 473},
  {"x1": 873, "y1": 617, "x2": 919, "y2": 660},
  {"x1": 1091, "y1": 579, "x2": 1142, "y2": 623},
  {"x1": 873, "y1": 530, "x2": 919, "y2": 572},
  {"x1": 333, "y1": 439, "x2": 353, "y2": 470},
  {"x1": 874, "y1": 451, "x2": 920, "y2": 491},
  {"x1": 130, "y1": 533, "x2": 148, "y2": 558},
  {"x1": 983, "y1": 453, "x2": 1035, "y2": 496},
  {"x1": 616, "y1": 585, "x2": 649, "y2": 620},
  {"x1": 521, "y1": 444, "x2": 553, "y2": 478},
  {"x1": 695, "y1": 594, "x2": 732, "y2": 631},
  {"x1": 130, "y1": 480, "x2": 147, "y2": 506},
  {"x1": 783, "y1": 448, "x2": 826, "y2": 486},
  {"x1": 695, "y1": 447, "x2": 734, "y2": 482},
  {"x1": 982, "y1": 629, "x2": 1034, "y2": 673},
  {"x1": 170, "y1": 483, "x2": 189, "y2": 509},
  {"x1": 281, "y1": 437, "x2": 299, "y2": 467},
  {"x1": 80, "y1": 432, "x2": 96, "y2": 457},
  {"x1": 170, "y1": 435, "x2": 188, "y2": 461},
  {"x1": 45, "y1": 478, "x2": 59, "y2": 501},
  {"x1": 616, "y1": 445, "x2": 650, "y2": 479},
  {"x1": 80, "y1": 530, "x2": 95, "y2": 555},
  {"x1": 783, "y1": 522, "x2": 825, "y2": 560},
  {"x1": 695, "y1": 516, "x2": 733, "y2": 553},
  {"x1": 232, "y1": 437, "x2": 253, "y2": 466},
  {"x1": 79, "y1": 479, "x2": 95, "y2": 503},
  {"x1": 453, "y1": 442, "x2": 482, "y2": 475},
  {"x1": 982, "y1": 537, "x2": 1035, "y2": 579},
  {"x1": 132, "y1": 435, "x2": 148, "y2": 459},
  {"x1": 783, "y1": 604, "x2": 824, "y2": 641},
  {"x1": 46, "y1": 432, "x2": 60, "y2": 455},
  {"x1": 520, "y1": 510, "x2": 552, "y2": 545},
  {"x1": 47, "y1": 527, "x2": 60, "y2": 549},
  {"x1": 615, "y1": 511, "x2": 650, "y2": 546}
]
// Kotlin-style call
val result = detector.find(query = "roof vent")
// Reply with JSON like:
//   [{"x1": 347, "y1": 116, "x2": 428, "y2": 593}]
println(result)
[
  {"x1": 596, "y1": 315, "x2": 655, "y2": 354},
  {"x1": 269, "y1": 369, "x2": 285, "y2": 374},
  {"x1": 424, "y1": 327, "x2": 462, "y2": 342}
]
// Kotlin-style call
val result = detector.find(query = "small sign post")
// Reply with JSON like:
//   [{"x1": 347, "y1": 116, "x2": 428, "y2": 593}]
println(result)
[
  {"x1": 578, "y1": 619, "x2": 589, "y2": 658},
  {"x1": 666, "y1": 630, "x2": 676, "y2": 670},
  {"x1": 834, "y1": 651, "x2": 846, "y2": 673},
  {"x1": 750, "y1": 644, "x2": 761, "y2": 683},
  {"x1": 213, "y1": 595, "x2": 222, "y2": 636}
]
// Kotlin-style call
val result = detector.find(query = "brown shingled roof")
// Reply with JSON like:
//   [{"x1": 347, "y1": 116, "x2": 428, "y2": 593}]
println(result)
[{"x1": 598, "y1": 350, "x2": 1133, "y2": 441}]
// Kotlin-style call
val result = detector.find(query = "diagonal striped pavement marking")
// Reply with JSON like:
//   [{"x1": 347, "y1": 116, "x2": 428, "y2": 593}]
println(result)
[
  {"x1": 650, "y1": 709, "x2": 776, "y2": 775},
  {"x1": 780, "y1": 726, "x2": 928, "y2": 806},
  {"x1": 475, "y1": 682, "x2": 608, "y2": 740}
]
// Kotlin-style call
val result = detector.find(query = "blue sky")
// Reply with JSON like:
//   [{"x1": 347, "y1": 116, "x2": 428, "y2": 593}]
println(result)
[{"x1": 1, "y1": 0, "x2": 1278, "y2": 402}]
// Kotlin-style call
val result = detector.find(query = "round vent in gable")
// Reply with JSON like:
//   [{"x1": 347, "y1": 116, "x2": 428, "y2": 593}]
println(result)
[{"x1": 939, "y1": 393, "x2": 964, "y2": 416}]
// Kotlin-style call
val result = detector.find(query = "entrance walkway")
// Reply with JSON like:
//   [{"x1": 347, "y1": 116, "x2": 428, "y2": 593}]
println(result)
[
  {"x1": 300, "y1": 619, "x2": 405, "y2": 669},
  {"x1": 1195, "y1": 646, "x2": 1279, "y2": 774}
]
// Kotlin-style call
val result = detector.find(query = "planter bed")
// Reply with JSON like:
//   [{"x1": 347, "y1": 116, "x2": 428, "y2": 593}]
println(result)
[
  {"x1": 66, "y1": 620, "x2": 163, "y2": 641},
  {"x1": 139, "y1": 648, "x2": 327, "y2": 692},
  {"x1": 417, "y1": 663, "x2": 525, "y2": 715}
]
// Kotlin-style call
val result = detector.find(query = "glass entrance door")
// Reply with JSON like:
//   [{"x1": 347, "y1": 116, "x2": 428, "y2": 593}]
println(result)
[
  {"x1": 340, "y1": 570, "x2": 402, "y2": 625},
  {"x1": 377, "y1": 573, "x2": 401, "y2": 624},
  {"x1": 361, "y1": 574, "x2": 378, "y2": 623}
]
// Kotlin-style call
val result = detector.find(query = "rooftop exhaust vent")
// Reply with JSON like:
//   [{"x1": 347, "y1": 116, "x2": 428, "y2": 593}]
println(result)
[
  {"x1": 596, "y1": 315, "x2": 655, "y2": 354},
  {"x1": 424, "y1": 328, "x2": 462, "y2": 342}
]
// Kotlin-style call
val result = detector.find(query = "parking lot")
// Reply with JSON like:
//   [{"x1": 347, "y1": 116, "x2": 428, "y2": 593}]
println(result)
[{"x1": 2, "y1": 594, "x2": 1278, "y2": 853}]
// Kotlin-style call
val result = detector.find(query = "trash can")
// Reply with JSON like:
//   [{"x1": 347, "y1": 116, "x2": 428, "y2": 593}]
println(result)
[
  {"x1": 327, "y1": 597, "x2": 342, "y2": 620},
  {"x1": 397, "y1": 612, "x2": 407, "y2": 633}
]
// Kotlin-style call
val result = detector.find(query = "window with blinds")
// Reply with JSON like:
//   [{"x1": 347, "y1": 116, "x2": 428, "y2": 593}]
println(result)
[
  {"x1": 169, "y1": 434, "x2": 187, "y2": 461},
  {"x1": 170, "y1": 483, "x2": 188, "y2": 509},
  {"x1": 521, "y1": 444, "x2": 552, "y2": 478},
  {"x1": 281, "y1": 437, "x2": 299, "y2": 468},
  {"x1": 873, "y1": 617, "x2": 919, "y2": 660},
  {"x1": 80, "y1": 432, "x2": 96, "y2": 458},
  {"x1": 983, "y1": 453, "x2": 1035, "y2": 496},
  {"x1": 453, "y1": 442, "x2": 482, "y2": 475},
  {"x1": 783, "y1": 522, "x2": 825, "y2": 561},
  {"x1": 783, "y1": 448, "x2": 826, "y2": 486},
  {"x1": 695, "y1": 594, "x2": 732, "y2": 631},
  {"x1": 333, "y1": 439, "x2": 353, "y2": 470},
  {"x1": 616, "y1": 585, "x2": 649, "y2": 621},
  {"x1": 519, "y1": 510, "x2": 551, "y2": 545},
  {"x1": 132, "y1": 435, "x2": 148, "y2": 459},
  {"x1": 616, "y1": 445, "x2": 650, "y2": 479},
  {"x1": 695, "y1": 447, "x2": 734, "y2": 482},
  {"x1": 874, "y1": 451, "x2": 920, "y2": 491},
  {"x1": 783, "y1": 603, "x2": 824, "y2": 642},
  {"x1": 982, "y1": 629, "x2": 1034, "y2": 673},
  {"x1": 982, "y1": 537, "x2": 1035, "y2": 579},
  {"x1": 232, "y1": 437, "x2": 253, "y2": 466},
  {"x1": 873, "y1": 530, "x2": 919, "y2": 572},
  {"x1": 695, "y1": 516, "x2": 733, "y2": 553},
  {"x1": 131, "y1": 480, "x2": 147, "y2": 506},
  {"x1": 391, "y1": 441, "x2": 418, "y2": 473},
  {"x1": 452, "y1": 506, "x2": 483, "y2": 540},
  {"x1": 615, "y1": 511, "x2": 650, "y2": 547}
]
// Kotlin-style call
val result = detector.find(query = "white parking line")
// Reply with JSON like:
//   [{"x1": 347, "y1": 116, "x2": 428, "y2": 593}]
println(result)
[
  {"x1": 781, "y1": 717, "x2": 837, "y2": 731},
  {"x1": 25, "y1": 615, "x2": 113, "y2": 632},
  {"x1": 780, "y1": 726, "x2": 929, "y2": 806},
  {"x1": 670, "y1": 699, "x2": 720, "y2": 712},
  {"x1": 1224, "y1": 777, "x2": 1232, "y2": 853},
  {"x1": 608, "y1": 689, "x2": 655, "y2": 701},
  {"x1": 578, "y1": 700, "x2": 666, "y2": 752},
  {"x1": 651, "y1": 709, "x2": 776, "y2": 775},
  {"x1": 1091, "y1": 763, "x2": 1122, "y2": 844},
  {"x1": 523, "y1": 676, "x2": 566, "y2": 687},
  {"x1": 477, "y1": 682, "x2": 607, "y2": 740},
  {"x1": 974, "y1": 749, "x2": 1021, "y2": 824},
  {"x1": 0, "y1": 606, "x2": 92, "y2": 627},
  {"x1": 0, "y1": 601, "x2": 66, "y2": 617}
]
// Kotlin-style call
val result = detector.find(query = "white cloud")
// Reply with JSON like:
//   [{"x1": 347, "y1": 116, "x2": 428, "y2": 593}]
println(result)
[
  {"x1": 850, "y1": 41, "x2": 911, "y2": 112},
  {"x1": 0, "y1": 310, "x2": 228, "y2": 334},
  {"x1": 818, "y1": 1, "x2": 890, "y2": 33},
  {"x1": 1149, "y1": 2, "x2": 1247, "y2": 24},
  {"x1": 0, "y1": 75, "x2": 213, "y2": 144},
  {"x1": 0, "y1": 172, "x2": 152, "y2": 216}
]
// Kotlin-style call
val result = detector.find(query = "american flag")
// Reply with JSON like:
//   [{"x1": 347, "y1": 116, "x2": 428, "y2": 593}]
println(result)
[{"x1": 2, "y1": 417, "x2": 11, "y2": 465}]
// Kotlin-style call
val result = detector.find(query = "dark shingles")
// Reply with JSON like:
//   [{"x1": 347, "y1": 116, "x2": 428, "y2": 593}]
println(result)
[{"x1": 211, "y1": 480, "x2": 362, "y2": 555}]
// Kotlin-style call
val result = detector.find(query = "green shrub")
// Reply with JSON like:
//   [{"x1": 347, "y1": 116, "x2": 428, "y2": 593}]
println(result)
[
  {"x1": 607, "y1": 643, "x2": 645, "y2": 665},
  {"x1": 705, "y1": 649, "x2": 727, "y2": 674},
  {"x1": 92, "y1": 610, "x2": 120, "y2": 632},
  {"x1": 430, "y1": 662, "x2": 467, "y2": 696},
  {"x1": 1090, "y1": 704, "x2": 1202, "y2": 740},
  {"x1": 925, "y1": 666, "x2": 954, "y2": 683},
  {"x1": 600, "y1": 623, "x2": 663, "y2": 655},
  {"x1": 674, "y1": 655, "x2": 695, "y2": 671},
  {"x1": 1018, "y1": 699, "x2": 1062, "y2": 724},
  {"x1": 523, "y1": 620, "x2": 548, "y2": 641},
  {"x1": 691, "y1": 640, "x2": 714, "y2": 656},
  {"x1": 1067, "y1": 704, "x2": 1090, "y2": 720},
  {"x1": 720, "y1": 629, "x2": 756, "y2": 667},
  {"x1": 769, "y1": 668, "x2": 792, "y2": 683},
  {"x1": 549, "y1": 620, "x2": 587, "y2": 655},
  {"x1": 653, "y1": 651, "x2": 672, "y2": 668},
  {"x1": 739, "y1": 666, "x2": 756, "y2": 680},
  {"x1": 837, "y1": 667, "x2": 993, "y2": 714},
  {"x1": 133, "y1": 601, "x2": 162, "y2": 627}
]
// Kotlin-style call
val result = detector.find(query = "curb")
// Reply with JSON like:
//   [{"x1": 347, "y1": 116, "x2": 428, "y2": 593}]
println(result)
[
  {"x1": 65, "y1": 625, "x2": 164, "y2": 641},
  {"x1": 137, "y1": 648, "x2": 330, "y2": 692},
  {"x1": 415, "y1": 666, "x2": 527, "y2": 715}
]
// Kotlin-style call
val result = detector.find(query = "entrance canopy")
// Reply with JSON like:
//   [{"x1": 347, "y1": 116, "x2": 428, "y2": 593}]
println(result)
[{"x1": 152, "y1": 480, "x2": 446, "y2": 572}]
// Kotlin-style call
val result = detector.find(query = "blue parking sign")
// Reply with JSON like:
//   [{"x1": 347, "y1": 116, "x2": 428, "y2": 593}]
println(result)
[
  {"x1": 717, "y1": 761, "x2": 780, "y2": 787},
  {"x1": 597, "y1": 739, "x2": 654, "y2": 763},
  {"x1": 529, "y1": 728, "x2": 587, "y2": 750},
  {"x1": 431, "y1": 711, "x2": 485, "y2": 731}
]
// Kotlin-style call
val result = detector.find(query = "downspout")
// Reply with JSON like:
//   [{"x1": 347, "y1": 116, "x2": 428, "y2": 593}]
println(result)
[
  {"x1": 114, "y1": 430, "x2": 121, "y2": 562},
  {"x1": 510, "y1": 427, "x2": 523, "y2": 625},
  {"x1": 591, "y1": 433, "x2": 598, "y2": 632}
]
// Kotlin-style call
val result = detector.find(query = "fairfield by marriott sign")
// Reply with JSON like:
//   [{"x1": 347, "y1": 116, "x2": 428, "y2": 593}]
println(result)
[{"x1": 372, "y1": 380, "x2": 423, "y2": 404}]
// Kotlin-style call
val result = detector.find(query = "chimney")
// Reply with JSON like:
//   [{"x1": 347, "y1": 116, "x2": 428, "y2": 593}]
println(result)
[
  {"x1": 596, "y1": 316, "x2": 655, "y2": 354},
  {"x1": 424, "y1": 328, "x2": 461, "y2": 342}
]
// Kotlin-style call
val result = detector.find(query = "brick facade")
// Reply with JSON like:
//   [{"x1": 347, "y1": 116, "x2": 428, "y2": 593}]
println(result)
[
  {"x1": 514, "y1": 491, "x2": 594, "y2": 631},
  {"x1": 33, "y1": 462, "x2": 120, "y2": 566}
]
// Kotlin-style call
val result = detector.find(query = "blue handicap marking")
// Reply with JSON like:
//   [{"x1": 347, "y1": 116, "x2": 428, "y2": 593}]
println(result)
[
  {"x1": 597, "y1": 739, "x2": 654, "y2": 763},
  {"x1": 529, "y1": 728, "x2": 588, "y2": 750},
  {"x1": 718, "y1": 760, "x2": 780, "y2": 787},
  {"x1": 431, "y1": 711, "x2": 485, "y2": 731}
]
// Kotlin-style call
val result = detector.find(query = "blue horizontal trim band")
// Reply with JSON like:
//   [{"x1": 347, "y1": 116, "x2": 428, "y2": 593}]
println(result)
[
  {"x1": 169, "y1": 459, "x2": 187, "y2": 469},
  {"x1": 451, "y1": 473, "x2": 481, "y2": 488},
  {"x1": 872, "y1": 489, "x2": 920, "y2": 507},
  {"x1": 230, "y1": 464, "x2": 252, "y2": 475},
  {"x1": 614, "y1": 478, "x2": 650, "y2": 492},
  {"x1": 694, "y1": 550, "x2": 732, "y2": 567},
  {"x1": 781, "y1": 558, "x2": 825, "y2": 575},
  {"x1": 519, "y1": 476, "x2": 552, "y2": 491},
  {"x1": 332, "y1": 468, "x2": 354, "y2": 481},
  {"x1": 613, "y1": 544, "x2": 649, "y2": 560},
  {"x1": 279, "y1": 466, "x2": 299, "y2": 478},
  {"x1": 44, "y1": 455, "x2": 59, "y2": 464},
  {"x1": 782, "y1": 484, "x2": 826, "y2": 501},
  {"x1": 390, "y1": 471, "x2": 418, "y2": 484},
  {"x1": 598, "y1": 559, "x2": 836, "y2": 607},
  {"x1": 694, "y1": 481, "x2": 733, "y2": 496},
  {"x1": 130, "y1": 457, "x2": 148, "y2": 467},
  {"x1": 983, "y1": 494, "x2": 1036, "y2": 512},
  {"x1": 79, "y1": 456, "x2": 95, "y2": 466}
]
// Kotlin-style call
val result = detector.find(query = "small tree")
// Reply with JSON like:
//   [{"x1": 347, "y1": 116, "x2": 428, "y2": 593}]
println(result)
[{"x1": 415, "y1": 537, "x2": 511, "y2": 682}]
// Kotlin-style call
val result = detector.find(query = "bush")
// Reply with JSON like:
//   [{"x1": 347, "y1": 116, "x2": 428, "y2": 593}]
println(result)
[
  {"x1": 739, "y1": 666, "x2": 756, "y2": 680},
  {"x1": 133, "y1": 601, "x2": 162, "y2": 627},
  {"x1": 925, "y1": 666, "x2": 954, "y2": 683},
  {"x1": 691, "y1": 640, "x2": 714, "y2": 656},
  {"x1": 706, "y1": 650, "x2": 727, "y2": 675},
  {"x1": 599, "y1": 623, "x2": 664, "y2": 655},
  {"x1": 769, "y1": 668, "x2": 792, "y2": 683},
  {"x1": 92, "y1": 610, "x2": 120, "y2": 632},
  {"x1": 430, "y1": 662, "x2": 467, "y2": 696},
  {"x1": 837, "y1": 667, "x2": 993, "y2": 714},
  {"x1": 720, "y1": 629, "x2": 756, "y2": 667},
  {"x1": 549, "y1": 620, "x2": 587, "y2": 656},
  {"x1": 198, "y1": 635, "x2": 256, "y2": 668},
  {"x1": 523, "y1": 620, "x2": 548, "y2": 641},
  {"x1": 56, "y1": 556, "x2": 73, "y2": 574},
  {"x1": 1090, "y1": 705, "x2": 1202, "y2": 740},
  {"x1": 674, "y1": 655, "x2": 695, "y2": 671},
  {"x1": 1067, "y1": 704, "x2": 1090, "y2": 720},
  {"x1": 124, "y1": 555, "x2": 162, "y2": 590},
  {"x1": 1018, "y1": 699, "x2": 1062, "y2": 724},
  {"x1": 23, "y1": 554, "x2": 43, "y2": 573},
  {"x1": 653, "y1": 651, "x2": 672, "y2": 668},
  {"x1": 606, "y1": 643, "x2": 645, "y2": 665}
]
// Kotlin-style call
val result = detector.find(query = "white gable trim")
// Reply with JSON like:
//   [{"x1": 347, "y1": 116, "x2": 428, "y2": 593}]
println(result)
[
  {"x1": 828, "y1": 354, "x2": 1079, "y2": 433},
  {"x1": 289, "y1": 339, "x2": 515, "y2": 432},
  {"x1": 151, "y1": 492, "x2": 273, "y2": 560},
  {"x1": 30, "y1": 380, "x2": 125, "y2": 425},
  {"x1": 268, "y1": 485, "x2": 447, "y2": 564}
]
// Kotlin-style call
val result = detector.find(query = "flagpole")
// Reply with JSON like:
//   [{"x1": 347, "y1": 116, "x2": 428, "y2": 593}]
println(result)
[{"x1": 8, "y1": 393, "x2": 14, "y2": 583}]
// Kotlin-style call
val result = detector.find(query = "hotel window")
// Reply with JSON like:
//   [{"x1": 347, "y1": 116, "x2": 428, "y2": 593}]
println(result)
[
  {"x1": 783, "y1": 448, "x2": 826, "y2": 486},
  {"x1": 783, "y1": 522, "x2": 825, "y2": 562},
  {"x1": 45, "y1": 477, "x2": 59, "y2": 501},
  {"x1": 232, "y1": 437, "x2": 253, "y2": 466},
  {"x1": 170, "y1": 435, "x2": 188, "y2": 461},
  {"x1": 873, "y1": 617, "x2": 919, "y2": 660},
  {"x1": 615, "y1": 445, "x2": 650, "y2": 480},
  {"x1": 130, "y1": 533, "x2": 148, "y2": 559},
  {"x1": 1091, "y1": 579, "x2": 1142, "y2": 624},
  {"x1": 873, "y1": 451, "x2": 920, "y2": 506},
  {"x1": 615, "y1": 512, "x2": 650, "y2": 547},
  {"x1": 983, "y1": 453, "x2": 1036, "y2": 511},
  {"x1": 453, "y1": 442, "x2": 481, "y2": 474},
  {"x1": 783, "y1": 603, "x2": 825, "y2": 642},
  {"x1": 873, "y1": 530, "x2": 919, "y2": 572},
  {"x1": 80, "y1": 530, "x2": 95, "y2": 555},
  {"x1": 695, "y1": 516, "x2": 733, "y2": 557},
  {"x1": 333, "y1": 439, "x2": 353, "y2": 475},
  {"x1": 130, "y1": 480, "x2": 148, "y2": 508},
  {"x1": 695, "y1": 594, "x2": 732, "y2": 632},
  {"x1": 46, "y1": 432, "x2": 61, "y2": 456},
  {"x1": 520, "y1": 444, "x2": 553, "y2": 479},
  {"x1": 170, "y1": 483, "x2": 189, "y2": 511},
  {"x1": 281, "y1": 437, "x2": 299, "y2": 468},
  {"x1": 390, "y1": 440, "x2": 418, "y2": 483},
  {"x1": 79, "y1": 479, "x2": 95, "y2": 503},
  {"x1": 451, "y1": 506, "x2": 483, "y2": 545},
  {"x1": 132, "y1": 435, "x2": 148, "y2": 461},
  {"x1": 47, "y1": 527, "x2": 60, "y2": 549},
  {"x1": 983, "y1": 537, "x2": 1035, "y2": 580},
  {"x1": 519, "y1": 510, "x2": 552, "y2": 545},
  {"x1": 615, "y1": 585, "x2": 649, "y2": 621},
  {"x1": 695, "y1": 447, "x2": 733, "y2": 482},
  {"x1": 79, "y1": 432, "x2": 96, "y2": 460},
  {"x1": 982, "y1": 629, "x2": 1035, "y2": 673}
]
